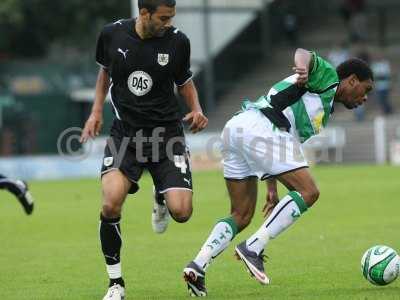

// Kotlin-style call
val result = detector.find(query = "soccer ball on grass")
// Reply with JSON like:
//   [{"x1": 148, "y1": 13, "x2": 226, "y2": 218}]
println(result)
[{"x1": 361, "y1": 245, "x2": 400, "y2": 286}]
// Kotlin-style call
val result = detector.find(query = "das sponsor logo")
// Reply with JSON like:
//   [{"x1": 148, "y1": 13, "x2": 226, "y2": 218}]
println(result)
[{"x1": 127, "y1": 71, "x2": 153, "y2": 96}]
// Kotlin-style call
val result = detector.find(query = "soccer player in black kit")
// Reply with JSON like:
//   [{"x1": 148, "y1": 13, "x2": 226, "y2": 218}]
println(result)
[{"x1": 80, "y1": 0, "x2": 208, "y2": 299}]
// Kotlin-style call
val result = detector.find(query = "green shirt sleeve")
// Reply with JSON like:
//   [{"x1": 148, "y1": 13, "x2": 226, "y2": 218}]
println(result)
[{"x1": 306, "y1": 52, "x2": 339, "y2": 93}]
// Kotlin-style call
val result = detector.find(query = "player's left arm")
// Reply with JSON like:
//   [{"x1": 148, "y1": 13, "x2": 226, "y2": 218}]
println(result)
[
  {"x1": 179, "y1": 81, "x2": 208, "y2": 134},
  {"x1": 175, "y1": 34, "x2": 208, "y2": 133}
]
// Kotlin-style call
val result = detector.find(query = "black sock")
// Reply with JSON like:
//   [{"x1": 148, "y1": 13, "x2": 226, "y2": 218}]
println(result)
[
  {"x1": 155, "y1": 190, "x2": 165, "y2": 205},
  {"x1": 100, "y1": 214, "x2": 122, "y2": 265},
  {"x1": 109, "y1": 277, "x2": 125, "y2": 288}
]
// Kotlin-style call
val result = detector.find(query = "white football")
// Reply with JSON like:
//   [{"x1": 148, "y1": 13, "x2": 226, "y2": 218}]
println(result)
[{"x1": 361, "y1": 245, "x2": 400, "y2": 285}]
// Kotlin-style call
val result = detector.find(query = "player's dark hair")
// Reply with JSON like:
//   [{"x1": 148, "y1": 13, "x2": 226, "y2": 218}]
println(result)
[
  {"x1": 138, "y1": 0, "x2": 176, "y2": 13},
  {"x1": 336, "y1": 58, "x2": 374, "y2": 82}
]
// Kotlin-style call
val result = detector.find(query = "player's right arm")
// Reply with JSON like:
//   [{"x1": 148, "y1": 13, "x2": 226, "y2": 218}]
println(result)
[
  {"x1": 80, "y1": 67, "x2": 110, "y2": 143},
  {"x1": 293, "y1": 48, "x2": 313, "y2": 86},
  {"x1": 265, "y1": 48, "x2": 315, "y2": 112},
  {"x1": 262, "y1": 178, "x2": 279, "y2": 218}
]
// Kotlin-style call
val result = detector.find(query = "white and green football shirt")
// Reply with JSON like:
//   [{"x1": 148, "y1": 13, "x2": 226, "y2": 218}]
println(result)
[{"x1": 242, "y1": 52, "x2": 339, "y2": 143}]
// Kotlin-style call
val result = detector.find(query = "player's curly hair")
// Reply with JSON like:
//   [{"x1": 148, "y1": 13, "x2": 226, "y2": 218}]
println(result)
[
  {"x1": 138, "y1": 0, "x2": 176, "y2": 13},
  {"x1": 336, "y1": 58, "x2": 374, "y2": 82}
]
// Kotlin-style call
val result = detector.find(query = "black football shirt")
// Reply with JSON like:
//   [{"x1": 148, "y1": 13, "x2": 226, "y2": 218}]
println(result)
[{"x1": 96, "y1": 18, "x2": 193, "y2": 128}]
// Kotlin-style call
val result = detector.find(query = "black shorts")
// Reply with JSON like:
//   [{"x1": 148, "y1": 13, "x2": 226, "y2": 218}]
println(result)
[{"x1": 101, "y1": 120, "x2": 193, "y2": 194}]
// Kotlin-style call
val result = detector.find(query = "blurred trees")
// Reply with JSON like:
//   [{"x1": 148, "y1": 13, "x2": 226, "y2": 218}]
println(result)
[{"x1": 0, "y1": 0, "x2": 130, "y2": 58}]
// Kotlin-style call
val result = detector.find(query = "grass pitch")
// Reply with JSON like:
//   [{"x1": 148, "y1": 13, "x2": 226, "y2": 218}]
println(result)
[{"x1": 0, "y1": 165, "x2": 399, "y2": 299}]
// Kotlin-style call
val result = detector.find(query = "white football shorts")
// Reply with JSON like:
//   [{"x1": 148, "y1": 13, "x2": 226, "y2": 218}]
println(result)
[{"x1": 221, "y1": 109, "x2": 308, "y2": 180}]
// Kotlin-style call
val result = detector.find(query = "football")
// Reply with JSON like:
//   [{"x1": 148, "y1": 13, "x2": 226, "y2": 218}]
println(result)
[{"x1": 361, "y1": 245, "x2": 400, "y2": 286}]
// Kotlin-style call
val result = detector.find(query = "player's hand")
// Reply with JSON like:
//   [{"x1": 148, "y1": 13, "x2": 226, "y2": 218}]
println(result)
[
  {"x1": 262, "y1": 190, "x2": 279, "y2": 219},
  {"x1": 80, "y1": 111, "x2": 103, "y2": 143},
  {"x1": 183, "y1": 111, "x2": 208, "y2": 134},
  {"x1": 293, "y1": 66, "x2": 309, "y2": 87}
]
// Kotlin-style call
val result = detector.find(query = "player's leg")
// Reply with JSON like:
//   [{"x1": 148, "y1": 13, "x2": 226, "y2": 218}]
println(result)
[
  {"x1": 0, "y1": 174, "x2": 34, "y2": 215},
  {"x1": 229, "y1": 109, "x2": 313, "y2": 283},
  {"x1": 245, "y1": 167, "x2": 318, "y2": 254},
  {"x1": 100, "y1": 134, "x2": 143, "y2": 300},
  {"x1": 100, "y1": 170, "x2": 131, "y2": 300},
  {"x1": 182, "y1": 111, "x2": 261, "y2": 296},
  {"x1": 193, "y1": 177, "x2": 258, "y2": 269},
  {"x1": 149, "y1": 146, "x2": 193, "y2": 232},
  {"x1": 237, "y1": 167, "x2": 319, "y2": 284},
  {"x1": 164, "y1": 189, "x2": 192, "y2": 223},
  {"x1": 183, "y1": 177, "x2": 257, "y2": 296},
  {"x1": 151, "y1": 188, "x2": 192, "y2": 234}
]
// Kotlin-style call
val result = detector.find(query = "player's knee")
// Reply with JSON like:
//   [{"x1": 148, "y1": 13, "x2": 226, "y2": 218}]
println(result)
[
  {"x1": 301, "y1": 186, "x2": 320, "y2": 206},
  {"x1": 102, "y1": 192, "x2": 124, "y2": 218},
  {"x1": 166, "y1": 192, "x2": 193, "y2": 223},
  {"x1": 102, "y1": 203, "x2": 122, "y2": 218},
  {"x1": 232, "y1": 211, "x2": 253, "y2": 232},
  {"x1": 170, "y1": 208, "x2": 192, "y2": 223}
]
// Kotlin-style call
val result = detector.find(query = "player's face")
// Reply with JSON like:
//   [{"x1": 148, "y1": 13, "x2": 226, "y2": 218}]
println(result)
[
  {"x1": 145, "y1": 5, "x2": 176, "y2": 37},
  {"x1": 340, "y1": 76, "x2": 373, "y2": 109}
]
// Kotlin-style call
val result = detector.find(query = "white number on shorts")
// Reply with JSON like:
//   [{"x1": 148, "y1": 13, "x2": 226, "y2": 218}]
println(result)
[{"x1": 174, "y1": 155, "x2": 187, "y2": 174}]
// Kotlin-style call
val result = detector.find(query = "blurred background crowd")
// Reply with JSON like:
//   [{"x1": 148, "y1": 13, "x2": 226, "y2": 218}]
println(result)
[{"x1": 0, "y1": 0, "x2": 399, "y2": 167}]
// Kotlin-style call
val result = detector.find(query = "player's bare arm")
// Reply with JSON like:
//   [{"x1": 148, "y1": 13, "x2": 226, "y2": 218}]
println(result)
[
  {"x1": 80, "y1": 67, "x2": 110, "y2": 143},
  {"x1": 293, "y1": 48, "x2": 314, "y2": 86},
  {"x1": 263, "y1": 178, "x2": 279, "y2": 218},
  {"x1": 180, "y1": 80, "x2": 208, "y2": 134}
]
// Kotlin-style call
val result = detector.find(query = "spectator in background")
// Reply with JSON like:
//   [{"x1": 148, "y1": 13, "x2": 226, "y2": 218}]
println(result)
[
  {"x1": 277, "y1": 0, "x2": 299, "y2": 47},
  {"x1": 340, "y1": 0, "x2": 368, "y2": 42},
  {"x1": 328, "y1": 41, "x2": 350, "y2": 67},
  {"x1": 283, "y1": 13, "x2": 298, "y2": 46},
  {"x1": 371, "y1": 50, "x2": 393, "y2": 115}
]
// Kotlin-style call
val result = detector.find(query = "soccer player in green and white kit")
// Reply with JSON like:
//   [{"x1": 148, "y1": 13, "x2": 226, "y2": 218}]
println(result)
[{"x1": 183, "y1": 49, "x2": 374, "y2": 296}]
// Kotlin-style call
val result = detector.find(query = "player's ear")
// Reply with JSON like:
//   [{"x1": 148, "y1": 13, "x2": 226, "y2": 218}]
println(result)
[
  {"x1": 348, "y1": 74, "x2": 358, "y2": 87},
  {"x1": 139, "y1": 8, "x2": 150, "y2": 18}
]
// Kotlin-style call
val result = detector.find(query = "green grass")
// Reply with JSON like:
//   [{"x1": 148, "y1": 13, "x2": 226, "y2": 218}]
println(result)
[{"x1": 0, "y1": 165, "x2": 399, "y2": 299}]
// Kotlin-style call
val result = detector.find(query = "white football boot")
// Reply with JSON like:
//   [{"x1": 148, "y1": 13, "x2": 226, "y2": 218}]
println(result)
[
  {"x1": 102, "y1": 284, "x2": 125, "y2": 300},
  {"x1": 151, "y1": 187, "x2": 170, "y2": 234}
]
